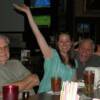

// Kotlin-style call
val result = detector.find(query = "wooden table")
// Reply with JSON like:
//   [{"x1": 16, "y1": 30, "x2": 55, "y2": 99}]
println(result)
[
  {"x1": 26, "y1": 89, "x2": 100, "y2": 100},
  {"x1": 27, "y1": 93, "x2": 60, "y2": 100}
]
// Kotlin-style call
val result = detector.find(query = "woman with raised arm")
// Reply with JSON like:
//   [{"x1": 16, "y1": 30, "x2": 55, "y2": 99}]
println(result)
[{"x1": 13, "y1": 4, "x2": 78, "y2": 93}]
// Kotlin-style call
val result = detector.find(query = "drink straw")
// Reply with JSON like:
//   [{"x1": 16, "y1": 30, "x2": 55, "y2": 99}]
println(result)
[
  {"x1": 69, "y1": 82, "x2": 74, "y2": 100},
  {"x1": 60, "y1": 81, "x2": 79, "y2": 100},
  {"x1": 60, "y1": 91, "x2": 64, "y2": 100},
  {"x1": 60, "y1": 82, "x2": 65, "y2": 100},
  {"x1": 71, "y1": 82, "x2": 78, "y2": 100},
  {"x1": 61, "y1": 82, "x2": 65, "y2": 91},
  {"x1": 66, "y1": 81, "x2": 71, "y2": 100}
]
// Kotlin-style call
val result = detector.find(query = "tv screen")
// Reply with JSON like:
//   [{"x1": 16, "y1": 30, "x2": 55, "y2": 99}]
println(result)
[
  {"x1": 33, "y1": 15, "x2": 51, "y2": 27},
  {"x1": 77, "y1": 23, "x2": 90, "y2": 33},
  {"x1": 30, "y1": 0, "x2": 50, "y2": 8}
]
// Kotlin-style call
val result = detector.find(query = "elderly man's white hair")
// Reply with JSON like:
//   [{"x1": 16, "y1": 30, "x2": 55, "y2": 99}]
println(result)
[
  {"x1": 79, "y1": 38, "x2": 95, "y2": 51},
  {"x1": 0, "y1": 35, "x2": 10, "y2": 45}
]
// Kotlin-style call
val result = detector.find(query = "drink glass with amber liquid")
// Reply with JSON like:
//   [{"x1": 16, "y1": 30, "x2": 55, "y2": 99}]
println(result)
[
  {"x1": 83, "y1": 70, "x2": 94, "y2": 96},
  {"x1": 51, "y1": 77, "x2": 61, "y2": 92}
]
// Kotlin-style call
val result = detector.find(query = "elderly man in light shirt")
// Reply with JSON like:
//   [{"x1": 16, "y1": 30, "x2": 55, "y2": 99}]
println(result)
[{"x1": 0, "y1": 35, "x2": 40, "y2": 95}]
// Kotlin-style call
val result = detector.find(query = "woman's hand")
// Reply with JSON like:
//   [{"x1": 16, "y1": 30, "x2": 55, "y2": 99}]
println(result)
[{"x1": 13, "y1": 4, "x2": 30, "y2": 14}]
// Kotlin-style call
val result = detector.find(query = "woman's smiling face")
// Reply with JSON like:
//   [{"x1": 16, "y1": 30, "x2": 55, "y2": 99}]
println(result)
[{"x1": 57, "y1": 33, "x2": 72, "y2": 54}]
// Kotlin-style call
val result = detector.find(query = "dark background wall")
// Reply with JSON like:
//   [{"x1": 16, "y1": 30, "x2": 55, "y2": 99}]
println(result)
[
  {"x1": 0, "y1": 0, "x2": 100, "y2": 48},
  {"x1": 0, "y1": 0, "x2": 24, "y2": 32}
]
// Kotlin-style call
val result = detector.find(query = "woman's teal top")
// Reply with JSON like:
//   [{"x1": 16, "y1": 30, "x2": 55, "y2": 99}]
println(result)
[{"x1": 38, "y1": 49, "x2": 78, "y2": 93}]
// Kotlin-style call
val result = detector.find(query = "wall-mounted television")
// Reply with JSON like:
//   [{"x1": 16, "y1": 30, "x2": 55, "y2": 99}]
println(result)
[
  {"x1": 30, "y1": 0, "x2": 50, "y2": 8},
  {"x1": 30, "y1": 0, "x2": 51, "y2": 15},
  {"x1": 33, "y1": 15, "x2": 51, "y2": 27}
]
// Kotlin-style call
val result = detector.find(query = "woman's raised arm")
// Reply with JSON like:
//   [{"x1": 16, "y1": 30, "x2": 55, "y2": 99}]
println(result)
[{"x1": 13, "y1": 4, "x2": 52, "y2": 58}]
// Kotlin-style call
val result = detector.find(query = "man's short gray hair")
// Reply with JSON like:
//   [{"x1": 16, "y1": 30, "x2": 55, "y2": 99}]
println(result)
[
  {"x1": 0, "y1": 35, "x2": 10, "y2": 45},
  {"x1": 79, "y1": 38, "x2": 95, "y2": 50}
]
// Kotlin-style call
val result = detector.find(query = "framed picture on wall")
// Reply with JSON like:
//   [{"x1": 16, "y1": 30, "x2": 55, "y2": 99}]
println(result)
[{"x1": 85, "y1": 0, "x2": 100, "y2": 13}]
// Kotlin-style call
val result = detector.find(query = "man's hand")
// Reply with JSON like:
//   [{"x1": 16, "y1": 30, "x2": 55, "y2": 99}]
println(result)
[{"x1": 9, "y1": 74, "x2": 40, "y2": 91}]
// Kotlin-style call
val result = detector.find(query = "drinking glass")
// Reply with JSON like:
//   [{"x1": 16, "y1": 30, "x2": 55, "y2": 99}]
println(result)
[
  {"x1": 3, "y1": 85, "x2": 19, "y2": 100},
  {"x1": 51, "y1": 77, "x2": 61, "y2": 92},
  {"x1": 83, "y1": 70, "x2": 94, "y2": 96}
]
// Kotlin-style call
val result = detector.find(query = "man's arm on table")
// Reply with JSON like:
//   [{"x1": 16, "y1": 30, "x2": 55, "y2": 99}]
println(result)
[{"x1": 9, "y1": 74, "x2": 40, "y2": 91}]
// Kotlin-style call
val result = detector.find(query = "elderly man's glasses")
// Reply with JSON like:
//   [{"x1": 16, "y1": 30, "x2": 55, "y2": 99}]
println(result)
[{"x1": 0, "y1": 45, "x2": 9, "y2": 52}]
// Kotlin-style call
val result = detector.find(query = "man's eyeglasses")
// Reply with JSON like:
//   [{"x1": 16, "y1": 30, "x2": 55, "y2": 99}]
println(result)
[{"x1": 0, "y1": 45, "x2": 9, "y2": 52}]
